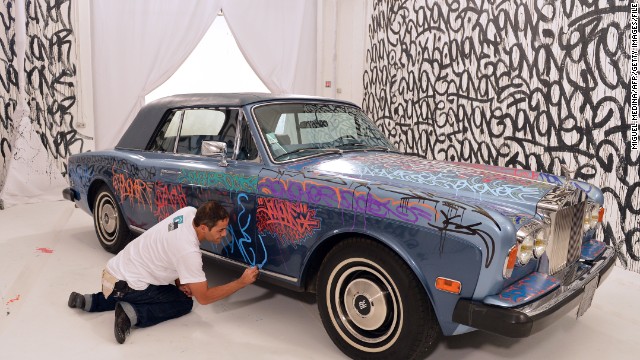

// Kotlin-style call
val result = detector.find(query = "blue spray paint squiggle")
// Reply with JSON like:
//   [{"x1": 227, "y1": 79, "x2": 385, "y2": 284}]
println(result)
[{"x1": 223, "y1": 193, "x2": 267, "y2": 269}]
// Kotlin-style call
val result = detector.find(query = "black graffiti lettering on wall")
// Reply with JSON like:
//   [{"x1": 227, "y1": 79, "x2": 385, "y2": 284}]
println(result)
[
  {"x1": 1, "y1": 136, "x2": 10, "y2": 159},
  {"x1": 363, "y1": 1, "x2": 638, "y2": 271},
  {"x1": 1, "y1": 0, "x2": 17, "y2": 191},
  {"x1": 23, "y1": 0, "x2": 87, "y2": 177}
]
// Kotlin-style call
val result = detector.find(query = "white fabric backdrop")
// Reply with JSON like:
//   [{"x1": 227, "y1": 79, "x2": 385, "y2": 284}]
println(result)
[
  {"x1": 224, "y1": 0, "x2": 317, "y2": 96},
  {"x1": 91, "y1": 0, "x2": 224, "y2": 150},
  {"x1": 92, "y1": 0, "x2": 317, "y2": 150},
  {"x1": 1, "y1": 0, "x2": 318, "y2": 207}
]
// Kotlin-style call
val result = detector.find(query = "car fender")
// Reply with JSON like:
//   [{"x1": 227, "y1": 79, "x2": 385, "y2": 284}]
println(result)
[{"x1": 300, "y1": 219, "x2": 484, "y2": 336}]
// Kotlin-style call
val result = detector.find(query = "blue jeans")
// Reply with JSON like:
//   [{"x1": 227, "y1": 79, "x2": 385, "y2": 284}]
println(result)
[{"x1": 87, "y1": 283, "x2": 193, "y2": 328}]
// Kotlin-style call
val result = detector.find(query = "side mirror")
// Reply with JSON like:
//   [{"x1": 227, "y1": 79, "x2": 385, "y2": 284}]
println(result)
[{"x1": 201, "y1": 141, "x2": 228, "y2": 167}]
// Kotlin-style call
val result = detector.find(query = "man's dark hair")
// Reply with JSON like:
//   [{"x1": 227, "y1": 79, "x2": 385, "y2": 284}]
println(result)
[{"x1": 194, "y1": 201, "x2": 229, "y2": 229}]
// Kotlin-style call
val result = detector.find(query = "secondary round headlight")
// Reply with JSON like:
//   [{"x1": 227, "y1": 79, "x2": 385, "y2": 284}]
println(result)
[
  {"x1": 517, "y1": 236, "x2": 534, "y2": 265},
  {"x1": 533, "y1": 226, "x2": 549, "y2": 258},
  {"x1": 583, "y1": 204, "x2": 600, "y2": 232}
]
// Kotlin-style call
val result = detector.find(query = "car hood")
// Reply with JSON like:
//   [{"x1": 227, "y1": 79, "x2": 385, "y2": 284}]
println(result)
[{"x1": 303, "y1": 152, "x2": 557, "y2": 219}]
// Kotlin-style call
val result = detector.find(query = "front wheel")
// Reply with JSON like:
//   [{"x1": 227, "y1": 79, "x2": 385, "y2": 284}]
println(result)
[
  {"x1": 93, "y1": 185, "x2": 133, "y2": 254},
  {"x1": 317, "y1": 238, "x2": 440, "y2": 360}
]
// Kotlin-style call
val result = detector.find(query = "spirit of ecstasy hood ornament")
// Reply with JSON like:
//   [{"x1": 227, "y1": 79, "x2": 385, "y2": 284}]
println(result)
[{"x1": 560, "y1": 163, "x2": 575, "y2": 189}]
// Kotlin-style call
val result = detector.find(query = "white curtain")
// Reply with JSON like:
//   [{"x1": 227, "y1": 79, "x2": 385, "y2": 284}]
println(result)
[
  {"x1": 92, "y1": 0, "x2": 224, "y2": 150},
  {"x1": 93, "y1": 0, "x2": 317, "y2": 149},
  {"x1": 1, "y1": 0, "x2": 317, "y2": 207},
  {"x1": 223, "y1": 0, "x2": 317, "y2": 96}
]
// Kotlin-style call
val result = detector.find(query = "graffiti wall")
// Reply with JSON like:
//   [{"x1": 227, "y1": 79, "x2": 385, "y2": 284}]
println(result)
[
  {"x1": 362, "y1": 1, "x2": 638, "y2": 271},
  {"x1": 24, "y1": 0, "x2": 85, "y2": 176},
  {"x1": 1, "y1": 0, "x2": 18, "y2": 192},
  {"x1": 0, "y1": 0, "x2": 86, "y2": 206}
]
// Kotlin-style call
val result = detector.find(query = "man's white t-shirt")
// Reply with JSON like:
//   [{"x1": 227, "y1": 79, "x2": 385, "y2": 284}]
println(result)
[{"x1": 106, "y1": 207, "x2": 207, "y2": 290}]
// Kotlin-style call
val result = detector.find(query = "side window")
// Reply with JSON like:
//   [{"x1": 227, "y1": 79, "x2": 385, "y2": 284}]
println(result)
[
  {"x1": 148, "y1": 110, "x2": 182, "y2": 152},
  {"x1": 148, "y1": 108, "x2": 245, "y2": 157},
  {"x1": 176, "y1": 109, "x2": 228, "y2": 155}
]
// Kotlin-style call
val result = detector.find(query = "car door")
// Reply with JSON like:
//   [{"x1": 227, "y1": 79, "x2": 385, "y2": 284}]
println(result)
[
  {"x1": 148, "y1": 106, "x2": 267, "y2": 268},
  {"x1": 111, "y1": 110, "x2": 186, "y2": 230}
]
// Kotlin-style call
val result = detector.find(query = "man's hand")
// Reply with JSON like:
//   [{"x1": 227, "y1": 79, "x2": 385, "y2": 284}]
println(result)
[
  {"x1": 239, "y1": 267, "x2": 259, "y2": 286},
  {"x1": 175, "y1": 279, "x2": 192, "y2": 296},
  {"x1": 187, "y1": 267, "x2": 260, "y2": 305},
  {"x1": 179, "y1": 284, "x2": 192, "y2": 297}
]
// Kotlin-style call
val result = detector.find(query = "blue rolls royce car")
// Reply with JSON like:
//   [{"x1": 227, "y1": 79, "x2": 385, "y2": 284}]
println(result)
[{"x1": 63, "y1": 93, "x2": 615, "y2": 359}]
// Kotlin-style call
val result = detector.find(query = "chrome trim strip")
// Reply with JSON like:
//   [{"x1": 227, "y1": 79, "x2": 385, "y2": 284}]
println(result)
[
  {"x1": 537, "y1": 186, "x2": 583, "y2": 212},
  {"x1": 129, "y1": 225, "x2": 145, "y2": 234},
  {"x1": 127, "y1": 224, "x2": 298, "y2": 283},
  {"x1": 172, "y1": 110, "x2": 185, "y2": 154},
  {"x1": 201, "y1": 251, "x2": 299, "y2": 283}
]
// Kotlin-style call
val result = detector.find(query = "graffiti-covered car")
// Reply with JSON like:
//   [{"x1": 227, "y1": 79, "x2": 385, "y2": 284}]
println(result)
[{"x1": 63, "y1": 93, "x2": 615, "y2": 359}]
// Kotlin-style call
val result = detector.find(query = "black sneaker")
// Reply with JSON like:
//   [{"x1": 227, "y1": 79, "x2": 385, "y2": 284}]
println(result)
[
  {"x1": 114, "y1": 302, "x2": 131, "y2": 344},
  {"x1": 68, "y1": 292, "x2": 85, "y2": 309}
]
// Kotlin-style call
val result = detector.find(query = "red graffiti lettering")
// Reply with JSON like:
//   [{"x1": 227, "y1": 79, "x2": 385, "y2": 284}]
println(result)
[
  {"x1": 154, "y1": 182, "x2": 187, "y2": 221},
  {"x1": 257, "y1": 198, "x2": 321, "y2": 247},
  {"x1": 112, "y1": 172, "x2": 154, "y2": 209}
]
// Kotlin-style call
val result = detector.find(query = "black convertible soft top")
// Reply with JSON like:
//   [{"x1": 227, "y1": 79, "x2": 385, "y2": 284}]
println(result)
[{"x1": 116, "y1": 93, "x2": 355, "y2": 150}]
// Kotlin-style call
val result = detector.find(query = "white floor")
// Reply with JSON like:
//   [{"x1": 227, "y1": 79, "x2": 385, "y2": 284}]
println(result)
[{"x1": 0, "y1": 201, "x2": 639, "y2": 360}]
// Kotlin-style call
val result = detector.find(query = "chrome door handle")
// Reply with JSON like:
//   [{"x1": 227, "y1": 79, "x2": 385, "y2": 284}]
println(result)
[{"x1": 160, "y1": 169, "x2": 182, "y2": 175}]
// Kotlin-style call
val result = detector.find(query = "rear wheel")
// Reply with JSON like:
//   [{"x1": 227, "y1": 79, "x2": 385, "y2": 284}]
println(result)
[
  {"x1": 317, "y1": 238, "x2": 440, "y2": 360},
  {"x1": 93, "y1": 185, "x2": 133, "y2": 254}
]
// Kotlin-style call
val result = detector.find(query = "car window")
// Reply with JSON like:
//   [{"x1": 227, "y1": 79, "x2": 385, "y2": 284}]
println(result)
[
  {"x1": 149, "y1": 108, "x2": 240, "y2": 155},
  {"x1": 176, "y1": 109, "x2": 229, "y2": 155},
  {"x1": 148, "y1": 110, "x2": 182, "y2": 152},
  {"x1": 253, "y1": 103, "x2": 396, "y2": 161}
]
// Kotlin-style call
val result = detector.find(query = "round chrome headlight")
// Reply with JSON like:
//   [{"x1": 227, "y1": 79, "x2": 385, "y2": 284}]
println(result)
[
  {"x1": 583, "y1": 203, "x2": 600, "y2": 232},
  {"x1": 515, "y1": 219, "x2": 550, "y2": 266},
  {"x1": 533, "y1": 226, "x2": 549, "y2": 258},
  {"x1": 517, "y1": 236, "x2": 534, "y2": 265}
]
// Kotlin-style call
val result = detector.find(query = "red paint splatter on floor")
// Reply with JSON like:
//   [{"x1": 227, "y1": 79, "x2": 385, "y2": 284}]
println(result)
[
  {"x1": 6, "y1": 295, "x2": 20, "y2": 305},
  {"x1": 36, "y1": 247, "x2": 54, "y2": 254}
]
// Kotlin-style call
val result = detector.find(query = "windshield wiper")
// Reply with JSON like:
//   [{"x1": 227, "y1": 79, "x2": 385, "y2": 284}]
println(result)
[
  {"x1": 335, "y1": 143, "x2": 392, "y2": 152},
  {"x1": 273, "y1": 148, "x2": 343, "y2": 161},
  {"x1": 335, "y1": 142, "x2": 367, "y2": 148}
]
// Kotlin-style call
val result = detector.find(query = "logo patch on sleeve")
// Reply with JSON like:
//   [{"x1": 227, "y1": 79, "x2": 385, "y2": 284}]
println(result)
[{"x1": 168, "y1": 215, "x2": 184, "y2": 232}]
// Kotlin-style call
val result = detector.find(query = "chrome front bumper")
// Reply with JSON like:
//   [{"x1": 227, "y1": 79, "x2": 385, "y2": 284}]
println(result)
[{"x1": 452, "y1": 246, "x2": 616, "y2": 338}]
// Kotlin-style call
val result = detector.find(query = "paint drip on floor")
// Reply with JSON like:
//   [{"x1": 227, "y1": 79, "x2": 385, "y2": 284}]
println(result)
[
  {"x1": 6, "y1": 294, "x2": 20, "y2": 305},
  {"x1": 5, "y1": 294, "x2": 21, "y2": 315}
]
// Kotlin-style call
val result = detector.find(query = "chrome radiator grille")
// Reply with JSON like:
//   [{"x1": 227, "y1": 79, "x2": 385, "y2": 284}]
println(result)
[
  {"x1": 538, "y1": 187, "x2": 587, "y2": 275},
  {"x1": 547, "y1": 201, "x2": 586, "y2": 274}
]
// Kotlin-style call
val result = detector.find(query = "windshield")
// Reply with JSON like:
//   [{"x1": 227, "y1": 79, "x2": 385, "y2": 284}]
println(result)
[{"x1": 252, "y1": 103, "x2": 397, "y2": 161}]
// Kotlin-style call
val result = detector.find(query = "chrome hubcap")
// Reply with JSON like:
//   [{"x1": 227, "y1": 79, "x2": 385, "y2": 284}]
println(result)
[
  {"x1": 344, "y1": 278, "x2": 387, "y2": 331},
  {"x1": 330, "y1": 261, "x2": 401, "y2": 348},
  {"x1": 100, "y1": 202, "x2": 117, "y2": 234}
]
